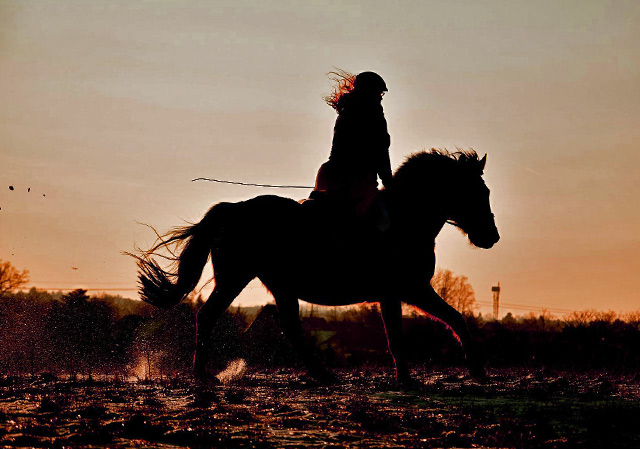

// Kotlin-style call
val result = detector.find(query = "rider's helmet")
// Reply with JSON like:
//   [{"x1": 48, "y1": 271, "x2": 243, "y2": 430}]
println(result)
[{"x1": 353, "y1": 72, "x2": 388, "y2": 94}]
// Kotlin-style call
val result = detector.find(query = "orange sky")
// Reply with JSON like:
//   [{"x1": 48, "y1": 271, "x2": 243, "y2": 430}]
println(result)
[{"x1": 1, "y1": 0, "x2": 639, "y2": 317}]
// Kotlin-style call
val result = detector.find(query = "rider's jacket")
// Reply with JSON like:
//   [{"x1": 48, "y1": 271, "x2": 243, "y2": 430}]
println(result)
[
  {"x1": 314, "y1": 93, "x2": 391, "y2": 214},
  {"x1": 329, "y1": 94, "x2": 392, "y2": 189}
]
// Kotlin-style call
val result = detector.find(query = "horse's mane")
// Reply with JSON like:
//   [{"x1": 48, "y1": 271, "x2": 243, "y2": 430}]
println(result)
[{"x1": 393, "y1": 149, "x2": 482, "y2": 190}]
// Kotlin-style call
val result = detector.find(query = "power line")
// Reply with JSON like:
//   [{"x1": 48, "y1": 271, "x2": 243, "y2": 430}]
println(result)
[
  {"x1": 478, "y1": 298, "x2": 580, "y2": 313},
  {"x1": 27, "y1": 287, "x2": 138, "y2": 292},
  {"x1": 23, "y1": 283, "x2": 268, "y2": 292},
  {"x1": 476, "y1": 300, "x2": 576, "y2": 315},
  {"x1": 20, "y1": 287, "x2": 605, "y2": 315},
  {"x1": 29, "y1": 281, "x2": 134, "y2": 286}
]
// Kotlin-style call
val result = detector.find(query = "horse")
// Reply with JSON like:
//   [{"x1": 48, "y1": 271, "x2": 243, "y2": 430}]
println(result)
[{"x1": 132, "y1": 149, "x2": 500, "y2": 385}]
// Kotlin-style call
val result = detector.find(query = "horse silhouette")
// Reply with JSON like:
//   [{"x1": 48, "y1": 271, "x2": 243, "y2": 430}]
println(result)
[{"x1": 132, "y1": 149, "x2": 500, "y2": 384}]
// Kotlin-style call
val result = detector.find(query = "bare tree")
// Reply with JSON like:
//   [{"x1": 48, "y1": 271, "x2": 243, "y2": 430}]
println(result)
[
  {"x1": 431, "y1": 268, "x2": 476, "y2": 314},
  {"x1": 564, "y1": 309, "x2": 597, "y2": 327},
  {"x1": 0, "y1": 260, "x2": 29, "y2": 298}
]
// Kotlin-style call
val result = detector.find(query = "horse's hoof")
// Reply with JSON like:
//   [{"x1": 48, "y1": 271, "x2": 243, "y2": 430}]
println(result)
[
  {"x1": 193, "y1": 367, "x2": 221, "y2": 386},
  {"x1": 309, "y1": 369, "x2": 340, "y2": 385},
  {"x1": 190, "y1": 388, "x2": 218, "y2": 407},
  {"x1": 397, "y1": 376, "x2": 424, "y2": 391},
  {"x1": 196, "y1": 376, "x2": 222, "y2": 387},
  {"x1": 468, "y1": 367, "x2": 490, "y2": 384}
]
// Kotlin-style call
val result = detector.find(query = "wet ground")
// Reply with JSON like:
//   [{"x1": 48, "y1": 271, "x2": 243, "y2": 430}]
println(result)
[{"x1": 1, "y1": 367, "x2": 639, "y2": 448}]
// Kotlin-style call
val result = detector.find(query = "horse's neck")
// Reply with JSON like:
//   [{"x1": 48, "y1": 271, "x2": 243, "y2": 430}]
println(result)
[{"x1": 385, "y1": 188, "x2": 447, "y2": 242}]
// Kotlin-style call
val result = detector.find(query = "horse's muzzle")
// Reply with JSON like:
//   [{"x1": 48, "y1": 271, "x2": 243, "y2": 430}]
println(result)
[{"x1": 470, "y1": 227, "x2": 500, "y2": 249}]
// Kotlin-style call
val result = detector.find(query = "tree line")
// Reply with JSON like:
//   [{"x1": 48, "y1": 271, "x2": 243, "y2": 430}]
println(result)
[
  {"x1": 1, "y1": 260, "x2": 640, "y2": 379},
  {"x1": 2, "y1": 287, "x2": 640, "y2": 379}
]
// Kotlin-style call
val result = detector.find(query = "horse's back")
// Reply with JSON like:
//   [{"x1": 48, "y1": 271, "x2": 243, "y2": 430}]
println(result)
[
  {"x1": 208, "y1": 194, "x2": 306, "y2": 257},
  {"x1": 210, "y1": 195, "x2": 301, "y2": 226},
  {"x1": 244, "y1": 194, "x2": 302, "y2": 214},
  {"x1": 233, "y1": 195, "x2": 304, "y2": 233}
]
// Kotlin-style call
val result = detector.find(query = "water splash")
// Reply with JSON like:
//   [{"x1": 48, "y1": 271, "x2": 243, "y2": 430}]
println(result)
[
  {"x1": 216, "y1": 359, "x2": 247, "y2": 384},
  {"x1": 131, "y1": 358, "x2": 150, "y2": 381}
]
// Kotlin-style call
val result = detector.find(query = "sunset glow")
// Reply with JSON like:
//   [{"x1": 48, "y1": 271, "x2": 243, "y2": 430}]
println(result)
[{"x1": 1, "y1": 0, "x2": 639, "y2": 317}]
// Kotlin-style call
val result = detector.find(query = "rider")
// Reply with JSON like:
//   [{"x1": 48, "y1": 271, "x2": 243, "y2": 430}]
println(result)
[{"x1": 312, "y1": 70, "x2": 392, "y2": 228}]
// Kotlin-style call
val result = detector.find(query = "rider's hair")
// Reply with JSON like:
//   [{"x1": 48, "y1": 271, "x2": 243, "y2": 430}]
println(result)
[{"x1": 323, "y1": 69, "x2": 356, "y2": 112}]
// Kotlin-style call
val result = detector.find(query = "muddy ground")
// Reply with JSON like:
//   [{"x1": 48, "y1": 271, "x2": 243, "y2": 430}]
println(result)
[{"x1": 1, "y1": 367, "x2": 639, "y2": 448}]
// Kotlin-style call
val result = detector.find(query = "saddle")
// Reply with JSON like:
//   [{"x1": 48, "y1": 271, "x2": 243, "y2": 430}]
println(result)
[{"x1": 299, "y1": 189, "x2": 389, "y2": 238}]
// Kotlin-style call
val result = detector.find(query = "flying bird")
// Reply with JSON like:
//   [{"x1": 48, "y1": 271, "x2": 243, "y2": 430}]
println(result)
[{"x1": 9, "y1": 186, "x2": 14, "y2": 191}]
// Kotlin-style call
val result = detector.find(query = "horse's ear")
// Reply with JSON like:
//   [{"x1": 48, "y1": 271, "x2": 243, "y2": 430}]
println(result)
[{"x1": 480, "y1": 154, "x2": 487, "y2": 170}]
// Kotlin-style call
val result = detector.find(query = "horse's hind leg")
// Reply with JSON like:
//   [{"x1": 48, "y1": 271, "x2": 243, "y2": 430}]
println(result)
[
  {"x1": 405, "y1": 285, "x2": 488, "y2": 381},
  {"x1": 269, "y1": 289, "x2": 337, "y2": 383},
  {"x1": 193, "y1": 276, "x2": 251, "y2": 380}
]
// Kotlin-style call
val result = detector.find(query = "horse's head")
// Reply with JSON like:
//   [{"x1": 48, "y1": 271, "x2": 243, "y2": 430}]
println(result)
[
  {"x1": 392, "y1": 149, "x2": 500, "y2": 248},
  {"x1": 447, "y1": 153, "x2": 500, "y2": 249}
]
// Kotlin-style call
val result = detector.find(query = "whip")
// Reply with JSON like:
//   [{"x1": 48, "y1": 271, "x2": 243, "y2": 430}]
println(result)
[{"x1": 192, "y1": 177, "x2": 313, "y2": 189}]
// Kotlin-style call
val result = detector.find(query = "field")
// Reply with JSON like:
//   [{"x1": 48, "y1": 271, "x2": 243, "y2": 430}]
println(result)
[{"x1": 2, "y1": 367, "x2": 640, "y2": 448}]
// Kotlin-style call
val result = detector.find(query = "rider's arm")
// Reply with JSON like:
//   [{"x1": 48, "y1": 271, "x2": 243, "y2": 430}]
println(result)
[{"x1": 377, "y1": 117, "x2": 392, "y2": 188}]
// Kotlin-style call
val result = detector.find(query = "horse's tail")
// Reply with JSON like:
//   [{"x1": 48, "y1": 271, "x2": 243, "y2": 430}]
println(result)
[{"x1": 133, "y1": 204, "x2": 224, "y2": 308}]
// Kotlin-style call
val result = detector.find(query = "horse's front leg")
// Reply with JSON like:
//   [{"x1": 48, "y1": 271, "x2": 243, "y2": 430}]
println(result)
[
  {"x1": 405, "y1": 284, "x2": 488, "y2": 382},
  {"x1": 380, "y1": 298, "x2": 411, "y2": 385},
  {"x1": 273, "y1": 294, "x2": 337, "y2": 384}
]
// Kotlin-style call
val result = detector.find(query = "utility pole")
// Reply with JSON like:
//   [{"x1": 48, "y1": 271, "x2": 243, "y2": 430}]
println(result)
[{"x1": 492, "y1": 283, "x2": 501, "y2": 320}]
